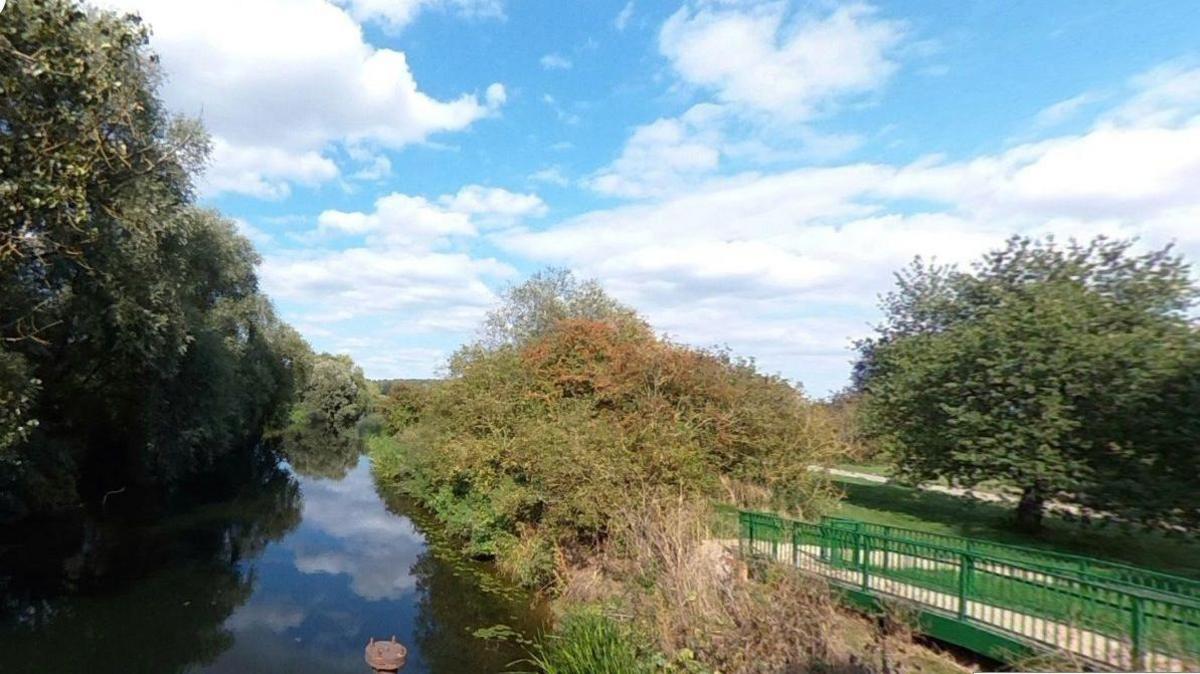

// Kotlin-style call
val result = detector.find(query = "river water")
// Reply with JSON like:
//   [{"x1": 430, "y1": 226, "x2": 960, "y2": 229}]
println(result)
[{"x1": 0, "y1": 455, "x2": 546, "y2": 674}]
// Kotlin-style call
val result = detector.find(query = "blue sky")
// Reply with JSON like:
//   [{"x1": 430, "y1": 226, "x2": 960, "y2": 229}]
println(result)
[{"x1": 104, "y1": 0, "x2": 1200, "y2": 395}]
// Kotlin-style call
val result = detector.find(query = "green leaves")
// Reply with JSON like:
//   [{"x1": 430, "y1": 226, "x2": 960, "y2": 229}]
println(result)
[
  {"x1": 0, "y1": 0, "x2": 313, "y2": 519},
  {"x1": 859, "y1": 236, "x2": 1200, "y2": 530}
]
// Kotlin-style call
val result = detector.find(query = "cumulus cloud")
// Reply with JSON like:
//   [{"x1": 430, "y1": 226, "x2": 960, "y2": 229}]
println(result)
[
  {"x1": 101, "y1": 0, "x2": 505, "y2": 198},
  {"x1": 659, "y1": 1, "x2": 904, "y2": 119},
  {"x1": 498, "y1": 62, "x2": 1200, "y2": 392},
  {"x1": 440, "y1": 184, "x2": 548, "y2": 223},
  {"x1": 203, "y1": 139, "x2": 339, "y2": 200},
  {"x1": 589, "y1": 105, "x2": 723, "y2": 198},
  {"x1": 261, "y1": 248, "x2": 514, "y2": 325},
  {"x1": 315, "y1": 185, "x2": 545, "y2": 246}
]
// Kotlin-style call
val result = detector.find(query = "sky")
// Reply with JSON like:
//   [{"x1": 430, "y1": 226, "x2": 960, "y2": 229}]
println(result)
[{"x1": 99, "y1": 0, "x2": 1200, "y2": 395}]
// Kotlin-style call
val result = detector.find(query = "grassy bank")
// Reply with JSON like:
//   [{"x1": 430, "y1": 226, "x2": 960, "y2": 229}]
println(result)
[{"x1": 830, "y1": 478, "x2": 1200, "y2": 579}]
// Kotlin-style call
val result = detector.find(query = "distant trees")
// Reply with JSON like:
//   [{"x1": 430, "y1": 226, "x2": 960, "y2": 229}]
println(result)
[
  {"x1": 858, "y1": 237, "x2": 1200, "y2": 531},
  {"x1": 0, "y1": 0, "x2": 311, "y2": 518},
  {"x1": 278, "y1": 354, "x2": 373, "y2": 480}
]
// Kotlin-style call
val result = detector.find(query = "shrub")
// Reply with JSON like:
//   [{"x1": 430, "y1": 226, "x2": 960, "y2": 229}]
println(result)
[
  {"x1": 372, "y1": 273, "x2": 843, "y2": 586},
  {"x1": 517, "y1": 609, "x2": 654, "y2": 674}
]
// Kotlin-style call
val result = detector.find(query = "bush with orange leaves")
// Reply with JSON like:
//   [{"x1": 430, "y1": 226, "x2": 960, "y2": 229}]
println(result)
[{"x1": 372, "y1": 272, "x2": 842, "y2": 587}]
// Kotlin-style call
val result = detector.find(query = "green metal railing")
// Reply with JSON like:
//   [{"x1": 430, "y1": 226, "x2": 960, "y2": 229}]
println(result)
[
  {"x1": 820, "y1": 516, "x2": 1200, "y2": 603},
  {"x1": 739, "y1": 511, "x2": 1200, "y2": 671}
]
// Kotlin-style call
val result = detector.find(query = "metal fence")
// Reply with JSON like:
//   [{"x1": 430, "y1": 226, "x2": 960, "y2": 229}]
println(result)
[
  {"x1": 820, "y1": 516, "x2": 1200, "y2": 602},
  {"x1": 739, "y1": 511, "x2": 1200, "y2": 671}
]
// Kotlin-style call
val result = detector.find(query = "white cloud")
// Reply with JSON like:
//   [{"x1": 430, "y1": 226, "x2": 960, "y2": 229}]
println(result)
[
  {"x1": 498, "y1": 62, "x2": 1200, "y2": 393},
  {"x1": 438, "y1": 184, "x2": 548, "y2": 225},
  {"x1": 529, "y1": 167, "x2": 570, "y2": 186},
  {"x1": 615, "y1": 1, "x2": 634, "y2": 31},
  {"x1": 540, "y1": 53, "x2": 573, "y2": 70},
  {"x1": 232, "y1": 218, "x2": 275, "y2": 247},
  {"x1": 101, "y1": 0, "x2": 504, "y2": 198},
  {"x1": 268, "y1": 184, "x2": 538, "y2": 342},
  {"x1": 315, "y1": 185, "x2": 544, "y2": 246},
  {"x1": 262, "y1": 248, "x2": 514, "y2": 324},
  {"x1": 201, "y1": 139, "x2": 339, "y2": 199},
  {"x1": 1105, "y1": 59, "x2": 1200, "y2": 127},
  {"x1": 659, "y1": 1, "x2": 903, "y2": 120},
  {"x1": 318, "y1": 193, "x2": 476, "y2": 245},
  {"x1": 1032, "y1": 92, "x2": 1102, "y2": 129},
  {"x1": 589, "y1": 105, "x2": 723, "y2": 198}
]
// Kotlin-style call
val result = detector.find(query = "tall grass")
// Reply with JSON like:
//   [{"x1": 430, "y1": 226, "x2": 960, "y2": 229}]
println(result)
[{"x1": 515, "y1": 610, "x2": 652, "y2": 674}]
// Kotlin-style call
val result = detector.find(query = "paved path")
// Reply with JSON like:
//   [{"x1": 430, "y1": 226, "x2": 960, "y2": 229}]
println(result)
[{"x1": 735, "y1": 537, "x2": 1191, "y2": 672}]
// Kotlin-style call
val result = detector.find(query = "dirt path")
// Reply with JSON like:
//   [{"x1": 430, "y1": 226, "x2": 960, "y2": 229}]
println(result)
[{"x1": 813, "y1": 466, "x2": 1096, "y2": 519}]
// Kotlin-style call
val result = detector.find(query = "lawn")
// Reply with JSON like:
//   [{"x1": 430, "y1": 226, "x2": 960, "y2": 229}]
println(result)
[{"x1": 829, "y1": 478, "x2": 1200, "y2": 580}]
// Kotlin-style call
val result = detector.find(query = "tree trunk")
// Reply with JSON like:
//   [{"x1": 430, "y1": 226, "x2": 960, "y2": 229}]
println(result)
[{"x1": 1015, "y1": 484, "x2": 1045, "y2": 533}]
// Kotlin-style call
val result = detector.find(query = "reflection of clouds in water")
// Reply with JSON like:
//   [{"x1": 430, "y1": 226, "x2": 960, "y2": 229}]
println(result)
[
  {"x1": 226, "y1": 602, "x2": 306, "y2": 633},
  {"x1": 289, "y1": 458, "x2": 425, "y2": 600}
]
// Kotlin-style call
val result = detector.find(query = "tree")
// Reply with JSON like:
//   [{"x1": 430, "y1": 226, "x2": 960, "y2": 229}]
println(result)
[
  {"x1": 0, "y1": 0, "x2": 312, "y2": 519},
  {"x1": 480, "y1": 268, "x2": 645, "y2": 347},
  {"x1": 293, "y1": 354, "x2": 371, "y2": 434},
  {"x1": 858, "y1": 237, "x2": 1200, "y2": 531}
]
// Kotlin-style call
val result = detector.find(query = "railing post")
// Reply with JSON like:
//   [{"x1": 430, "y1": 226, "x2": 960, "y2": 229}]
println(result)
[
  {"x1": 1130, "y1": 596, "x2": 1147, "y2": 670},
  {"x1": 860, "y1": 533, "x2": 871, "y2": 591},
  {"x1": 958, "y1": 553, "x2": 974, "y2": 620},
  {"x1": 771, "y1": 520, "x2": 779, "y2": 561}
]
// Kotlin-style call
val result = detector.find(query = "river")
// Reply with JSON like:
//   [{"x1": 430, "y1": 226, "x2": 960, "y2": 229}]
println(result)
[{"x1": 0, "y1": 454, "x2": 547, "y2": 673}]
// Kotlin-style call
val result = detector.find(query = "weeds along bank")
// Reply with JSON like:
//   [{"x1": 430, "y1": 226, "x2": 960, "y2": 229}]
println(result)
[{"x1": 369, "y1": 271, "x2": 964, "y2": 673}]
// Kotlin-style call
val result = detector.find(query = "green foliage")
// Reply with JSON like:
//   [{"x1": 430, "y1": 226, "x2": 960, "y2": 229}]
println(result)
[
  {"x1": 372, "y1": 271, "x2": 841, "y2": 585},
  {"x1": 516, "y1": 609, "x2": 655, "y2": 674},
  {"x1": 481, "y1": 267, "x2": 646, "y2": 348},
  {"x1": 293, "y1": 354, "x2": 371, "y2": 433},
  {"x1": 0, "y1": 0, "x2": 313, "y2": 518},
  {"x1": 858, "y1": 236, "x2": 1200, "y2": 530},
  {"x1": 382, "y1": 380, "x2": 434, "y2": 434},
  {"x1": 276, "y1": 353, "x2": 372, "y2": 479}
]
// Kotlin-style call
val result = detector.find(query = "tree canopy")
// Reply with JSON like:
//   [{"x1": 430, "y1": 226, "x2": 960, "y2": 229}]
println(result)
[
  {"x1": 0, "y1": 0, "x2": 314, "y2": 519},
  {"x1": 858, "y1": 236, "x2": 1200, "y2": 531}
]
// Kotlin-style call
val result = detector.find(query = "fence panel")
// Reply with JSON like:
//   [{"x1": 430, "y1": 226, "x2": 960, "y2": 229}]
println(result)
[{"x1": 745, "y1": 511, "x2": 1200, "y2": 671}]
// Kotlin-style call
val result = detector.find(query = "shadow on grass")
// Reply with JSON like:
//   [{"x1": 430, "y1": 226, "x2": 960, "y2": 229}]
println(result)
[{"x1": 833, "y1": 479, "x2": 1200, "y2": 579}]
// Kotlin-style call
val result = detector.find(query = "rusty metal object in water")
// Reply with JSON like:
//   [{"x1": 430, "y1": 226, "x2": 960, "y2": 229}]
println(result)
[{"x1": 365, "y1": 636, "x2": 408, "y2": 671}]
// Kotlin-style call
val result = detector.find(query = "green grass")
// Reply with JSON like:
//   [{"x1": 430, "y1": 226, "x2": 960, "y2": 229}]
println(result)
[
  {"x1": 830, "y1": 478, "x2": 1200, "y2": 580},
  {"x1": 513, "y1": 610, "x2": 656, "y2": 674}
]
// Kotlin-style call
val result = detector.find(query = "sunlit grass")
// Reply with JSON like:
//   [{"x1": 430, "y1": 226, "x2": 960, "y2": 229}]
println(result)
[{"x1": 831, "y1": 479, "x2": 1200, "y2": 579}]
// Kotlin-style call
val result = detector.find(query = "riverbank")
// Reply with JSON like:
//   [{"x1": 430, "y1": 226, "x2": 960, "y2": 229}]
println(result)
[{"x1": 370, "y1": 436, "x2": 971, "y2": 674}]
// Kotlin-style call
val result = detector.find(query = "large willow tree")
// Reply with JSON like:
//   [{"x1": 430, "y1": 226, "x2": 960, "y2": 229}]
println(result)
[{"x1": 0, "y1": 0, "x2": 311, "y2": 518}]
